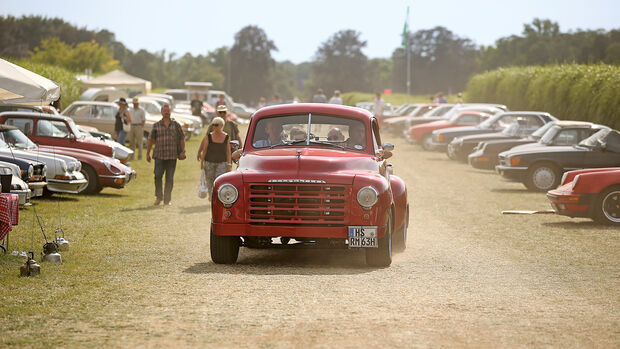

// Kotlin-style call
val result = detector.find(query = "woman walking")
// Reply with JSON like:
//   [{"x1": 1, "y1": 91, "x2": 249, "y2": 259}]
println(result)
[
  {"x1": 115, "y1": 98, "x2": 131, "y2": 145},
  {"x1": 198, "y1": 117, "x2": 232, "y2": 199}
]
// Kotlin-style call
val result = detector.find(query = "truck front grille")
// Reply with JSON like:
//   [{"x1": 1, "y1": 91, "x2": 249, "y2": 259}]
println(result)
[{"x1": 248, "y1": 183, "x2": 349, "y2": 223}]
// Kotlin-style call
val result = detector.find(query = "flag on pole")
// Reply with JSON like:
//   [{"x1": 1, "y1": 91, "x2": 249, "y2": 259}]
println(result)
[{"x1": 401, "y1": 6, "x2": 409, "y2": 47}]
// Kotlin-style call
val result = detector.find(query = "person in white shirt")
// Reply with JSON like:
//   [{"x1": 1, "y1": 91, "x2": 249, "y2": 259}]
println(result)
[
  {"x1": 129, "y1": 97, "x2": 146, "y2": 160},
  {"x1": 329, "y1": 90, "x2": 343, "y2": 104},
  {"x1": 374, "y1": 92, "x2": 385, "y2": 127}
]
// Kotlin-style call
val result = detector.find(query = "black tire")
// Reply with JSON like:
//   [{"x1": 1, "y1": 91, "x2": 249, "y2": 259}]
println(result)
[
  {"x1": 421, "y1": 134, "x2": 433, "y2": 151},
  {"x1": 365, "y1": 213, "x2": 393, "y2": 267},
  {"x1": 79, "y1": 164, "x2": 99, "y2": 194},
  {"x1": 593, "y1": 186, "x2": 620, "y2": 225},
  {"x1": 393, "y1": 206, "x2": 408, "y2": 253},
  {"x1": 42, "y1": 187, "x2": 54, "y2": 198},
  {"x1": 524, "y1": 162, "x2": 561, "y2": 192},
  {"x1": 210, "y1": 228, "x2": 240, "y2": 264}
]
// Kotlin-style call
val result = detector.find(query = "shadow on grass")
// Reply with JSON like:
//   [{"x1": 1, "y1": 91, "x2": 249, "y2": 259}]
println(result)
[
  {"x1": 184, "y1": 249, "x2": 376, "y2": 275},
  {"x1": 466, "y1": 169, "x2": 496, "y2": 175},
  {"x1": 120, "y1": 205, "x2": 162, "y2": 212},
  {"x1": 491, "y1": 187, "x2": 541, "y2": 194},
  {"x1": 542, "y1": 220, "x2": 611, "y2": 230},
  {"x1": 178, "y1": 205, "x2": 210, "y2": 214},
  {"x1": 37, "y1": 195, "x2": 79, "y2": 202}
]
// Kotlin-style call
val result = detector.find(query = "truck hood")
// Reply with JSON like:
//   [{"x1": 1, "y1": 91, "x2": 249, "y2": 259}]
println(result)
[{"x1": 238, "y1": 147, "x2": 380, "y2": 184}]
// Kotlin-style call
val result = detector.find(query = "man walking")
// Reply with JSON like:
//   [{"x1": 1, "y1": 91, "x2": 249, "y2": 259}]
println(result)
[
  {"x1": 146, "y1": 104, "x2": 186, "y2": 206},
  {"x1": 129, "y1": 97, "x2": 146, "y2": 160}
]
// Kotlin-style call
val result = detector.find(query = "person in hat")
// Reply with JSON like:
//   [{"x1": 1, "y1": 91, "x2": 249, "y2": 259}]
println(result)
[
  {"x1": 197, "y1": 104, "x2": 242, "y2": 160},
  {"x1": 128, "y1": 97, "x2": 146, "y2": 160},
  {"x1": 115, "y1": 98, "x2": 131, "y2": 145}
]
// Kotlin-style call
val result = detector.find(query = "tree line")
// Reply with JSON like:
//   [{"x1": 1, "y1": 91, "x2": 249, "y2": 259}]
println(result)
[{"x1": 1, "y1": 15, "x2": 619, "y2": 105}]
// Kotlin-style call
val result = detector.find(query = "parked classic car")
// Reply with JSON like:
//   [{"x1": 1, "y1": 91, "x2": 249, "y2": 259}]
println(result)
[
  {"x1": 469, "y1": 121, "x2": 582, "y2": 170},
  {"x1": 382, "y1": 104, "x2": 439, "y2": 133},
  {"x1": 408, "y1": 104, "x2": 505, "y2": 129},
  {"x1": 0, "y1": 125, "x2": 87, "y2": 195},
  {"x1": 496, "y1": 127, "x2": 620, "y2": 191},
  {"x1": 210, "y1": 103, "x2": 409, "y2": 267},
  {"x1": 0, "y1": 111, "x2": 132, "y2": 164},
  {"x1": 0, "y1": 161, "x2": 32, "y2": 205},
  {"x1": 447, "y1": 113, "x2": 557, "y2": 161},
  {"x1": 406, "y1": 111, "x2": 492, "y2": 150},
  {"x1": 136, "y1": 98, "x2": 198, "y2": 139},
  {"x1": 431, "y1": 112, "x2": 555, "y2": 152},
  {"x1": 0, "y1": 153, "x2": 46, "y2": 198},
  {"x1": 547, "y1": 167, "x2": 620, "y2": 225}
]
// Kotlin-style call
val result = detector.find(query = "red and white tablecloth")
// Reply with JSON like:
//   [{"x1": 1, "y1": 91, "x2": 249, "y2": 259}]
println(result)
[{"x1": 0, "y1": 193, "x2": 19, "y2": 241}]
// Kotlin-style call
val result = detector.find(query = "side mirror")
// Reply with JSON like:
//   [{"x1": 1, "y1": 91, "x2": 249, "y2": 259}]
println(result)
[{"x1": 382, "y1": 143, "x2": 394, "y2": 152}]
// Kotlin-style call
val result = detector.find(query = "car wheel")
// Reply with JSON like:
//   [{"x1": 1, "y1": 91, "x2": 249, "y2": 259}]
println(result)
[
  {"x1": 421, "y1": 134, "x2": 433, "y2": 151},
  {"x1": 525, "y1": 163, "x2": 561, "y2": 192},
  {"x1": 79, "y1": 164, "x2": 99, "y2": 195},
  {"x1": 594, "y1": 186, "x2": 620, "y2": 225},
  {"x1": 210, "y1": 227, "x2": 240, "y2": 264},
  {"x1": 365, "y1": 213, "x2": 393, "y2": 267},
  {"x1": 393, "y1": 206, "x2": 408, "y2": 253}
]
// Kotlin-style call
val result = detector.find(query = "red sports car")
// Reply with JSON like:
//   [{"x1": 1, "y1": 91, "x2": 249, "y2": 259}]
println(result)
[
  {"x1": 406, "y1": 111, "x2": 491, "y2": 150},
  {"x1": 210, "y1": 103, "x2": 409, "y2": 267},
  {"x1": 547, "y1": 168, "x2": 620, "y2": 225}
]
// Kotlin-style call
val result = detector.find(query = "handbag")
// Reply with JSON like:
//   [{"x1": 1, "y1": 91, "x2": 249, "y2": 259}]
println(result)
[{"x1": 197, "y1": 170, "x2": 209, "y2": 199}]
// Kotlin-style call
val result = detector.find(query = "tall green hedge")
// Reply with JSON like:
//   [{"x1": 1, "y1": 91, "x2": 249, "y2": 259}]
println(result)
[{"x1": 465, "y1": 64, "x2": 620, "y2": 130}]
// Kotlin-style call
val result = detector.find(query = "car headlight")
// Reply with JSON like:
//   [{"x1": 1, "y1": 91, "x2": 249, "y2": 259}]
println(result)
[
  {"x1": 217, "y1": 183, "x2": 238, "y2": 207},
  {"x1": 357, "y1": 186, "x2": 378, "y2": 208},
  {"x1": 75, "y1": 161, "x2": 82, "y2": 172},
  {"x1": 60, "y1": 160, "x2": 67, "y2": 172},
  {"x1": 27, "y1": 164, "x2": 33, "y2": 178},
  {"x1": 571, "y1": 175, "x2": 581, "y2": 191}
]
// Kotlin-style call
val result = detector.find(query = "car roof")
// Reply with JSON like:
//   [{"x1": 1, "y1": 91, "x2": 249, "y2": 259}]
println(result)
[
  {"x1": 253, "y1": 103, "x2": 373, "y2": 121},
  {"x1": 553, "y1": 120, "x2": 595, "y2": 127},
  {"x1": 0, "y1": 111, "x2": 74, "y2": 122},
  {"x1": 65, "y1": 101, "x2": 118, "y2": 107}
]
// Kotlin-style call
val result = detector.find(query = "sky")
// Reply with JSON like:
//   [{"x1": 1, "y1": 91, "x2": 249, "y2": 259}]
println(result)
[{"x1": 1, "y1": 0, "x2": 619, "y2": 63}]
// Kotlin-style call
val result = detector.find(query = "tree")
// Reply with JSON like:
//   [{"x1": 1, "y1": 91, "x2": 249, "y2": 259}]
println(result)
[
  {"x1": 229, "y1": 25, "x2": 277, "y2": 103},
  {"x1": 29, "y1": 37, "x2": 118, "y2": 73},
  {"x1": 393, "y1": 26, "x2": 477, "y2": 94},
  {"x1": 310, "y1": 30, "x2": 368, "y2": 96}
]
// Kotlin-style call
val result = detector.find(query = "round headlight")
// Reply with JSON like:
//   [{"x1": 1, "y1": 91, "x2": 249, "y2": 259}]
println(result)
[
  {"x1": 357, "y1": 186, "x2": 378, "y2": 208},
  {"x1": 60, "y1": 160, "x2": 67, "y2": 172},
  {"x1": 75, "y1": 161, "x2": 82, "y2": 172},
  {"x1": 217, "y1": 184, "x2": 238, "y2": 206},
  {"x1": 27, "y1": 164, "x2": 34, "y2": 178}
]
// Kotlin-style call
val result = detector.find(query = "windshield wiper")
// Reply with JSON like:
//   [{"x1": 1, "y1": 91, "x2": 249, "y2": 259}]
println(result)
[
  {"x1": 269, "y1": 139, "x2": 345, "y2": 150},
  {"x1": 268, "y1": 139, "x2": 306, "y2": 149}
]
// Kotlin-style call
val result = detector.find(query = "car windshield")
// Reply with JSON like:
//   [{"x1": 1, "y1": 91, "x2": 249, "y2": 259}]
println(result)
[
  {"x1": 579, "y1": 128, "x2": 609, "y2": 148},
  {"x1": 501, "y1": 123, "x2": 520, "y2": 136},
  {"x1": 425, "y1": 105, "x2": 452, "y2": 117},
  {"x1": 531, "y1": 122, "x2": 555, "y2": 139},
  {"x1": 252, "y1": 114, "x2": 367, "y2": 151},
  {"x1": 66, "y1": 119, "x2": 84, "y2": 138},
  {"x1": 1, "y1": 129, "x2": 37, "y2": 149},
  {"x1": 539, "y1": 125, "x2": 560, "y2": 144},
  {"x1": 477, "y1": 113, "x2": 508, "y2": 129}
]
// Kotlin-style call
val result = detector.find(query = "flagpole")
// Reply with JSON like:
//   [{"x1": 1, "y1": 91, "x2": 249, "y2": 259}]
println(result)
[{"x1": 405, "y1": 6, "x2": 411, "y2": 103}]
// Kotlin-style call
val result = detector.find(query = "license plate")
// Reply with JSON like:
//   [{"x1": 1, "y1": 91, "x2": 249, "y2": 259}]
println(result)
[
  {"x1": 348, "y1": 226, "x2": 378, "y2": 248},
  {"x1": 33, "y1": 188, "x2": 43, "y2": 197}
]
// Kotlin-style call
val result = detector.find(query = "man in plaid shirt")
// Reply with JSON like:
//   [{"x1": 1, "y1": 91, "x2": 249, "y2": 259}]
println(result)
[{"x1": 146, "y1": 104, "x2": 186, "y2": 206}]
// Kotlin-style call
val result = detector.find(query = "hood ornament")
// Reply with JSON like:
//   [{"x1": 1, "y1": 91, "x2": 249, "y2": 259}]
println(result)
[{"x1": 296, "y1": 149, "x2": 302, "y2": 157}]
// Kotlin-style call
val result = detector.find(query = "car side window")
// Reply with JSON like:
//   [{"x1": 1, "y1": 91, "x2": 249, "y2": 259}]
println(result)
[
  {"x1": 554, "y1": 129, "x2": 579, "y2": 145},
  {"x1": 100, "y1": 106, "x2": 116, "y2": 119},
  {"x1": 495, "y1": 115, "x2": 517, "y2": 128},
  {"x1": 525, "y1": 116, "x2": 544, "y2": 128},
  {"x1": 5, "y1": 118, "x2": 34, "y2": 136},
  {"x1": 36, "y1": 119, "x2": 68, "y2": 138},
  {"x1": 372, "y1": 120, "x2": 381, "y2": 153},
  {"x1": 456, "y1": 115, "x2": 480, "y2": 125}
]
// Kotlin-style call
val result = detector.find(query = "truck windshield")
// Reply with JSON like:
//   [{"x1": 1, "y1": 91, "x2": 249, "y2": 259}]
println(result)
[{"x1": 252, "y1": 114, "x2": 367, "y2": 151}]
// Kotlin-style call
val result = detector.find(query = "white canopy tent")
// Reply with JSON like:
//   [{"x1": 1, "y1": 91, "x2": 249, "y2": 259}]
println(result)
[
  {"x1": 0, "y1": 58, "x2": 61, "y2": 105},
  {"x1": 81, "y1": 70, "x2": 152, "y2": 95}
]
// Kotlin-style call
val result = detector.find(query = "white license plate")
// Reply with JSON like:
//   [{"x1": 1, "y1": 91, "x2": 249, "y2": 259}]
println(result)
[{"x1": 348, "y1": 226, "x2": 378, "y2": 248}]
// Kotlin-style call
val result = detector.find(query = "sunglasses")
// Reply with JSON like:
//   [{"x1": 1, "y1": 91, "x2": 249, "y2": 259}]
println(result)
[{"x1": 213, "y1": 124, "x2": 223, "y2": 127}]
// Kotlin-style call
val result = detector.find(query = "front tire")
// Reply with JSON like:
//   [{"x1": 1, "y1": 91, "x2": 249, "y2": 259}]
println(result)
[
  {"x1": 525, "y1": 163, "x2": 561, "y2": 192},
  {"x1": 593, "y1": 186, "x2": 620, "y2": 225},
  {"x1": 365, "y1": 213, "x2": 393, "y2": 267},
  {"x1": 79, "y1": 164, "x2": 99, "y2": 194},
  {"x1": 210, "y1": 228, "x2": 240, "y2": 264},
  {"x1": 421, "y1": 134, "x2": 433, "y2": 151}
]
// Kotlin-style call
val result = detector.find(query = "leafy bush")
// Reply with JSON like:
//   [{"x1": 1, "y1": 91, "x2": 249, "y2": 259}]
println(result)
[
  {"x1": 10, "y1": 59, "x2": 81, "y2": 108},
  {"x1": 466, "y1": 64, "x2": 620, "y2": 130}
]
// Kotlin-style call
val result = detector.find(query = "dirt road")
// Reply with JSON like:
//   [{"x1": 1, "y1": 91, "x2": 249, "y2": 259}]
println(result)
[{"x1": 1, "y1": 133, "x2": 618, "y2": 348}]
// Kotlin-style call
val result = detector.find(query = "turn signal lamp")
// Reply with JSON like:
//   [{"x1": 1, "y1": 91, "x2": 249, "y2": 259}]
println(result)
[
  {"x1": 438, "y1": 134, "x2": 444, "y2": 142},
  {"x1": 510, "y1": 157, "x2": 521, "y2": 166}
]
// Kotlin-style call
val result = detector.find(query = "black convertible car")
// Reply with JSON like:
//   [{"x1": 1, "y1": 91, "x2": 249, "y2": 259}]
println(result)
[
  {"x1": 469, "y1": 121, "x2": 601, "y2": 170},
  {"x1": 431, "y1": 112, "x2": 555, "y2": 152},
  {"x1": 496, "y1": 128, "x2": 620, "y2": 191},
  {"x1": 447, "y1": 115, "x2": 557, "y2": 162}
]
